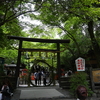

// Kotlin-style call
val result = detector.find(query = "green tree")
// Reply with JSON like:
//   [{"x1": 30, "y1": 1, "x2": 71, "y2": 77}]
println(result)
[
  {"x1": 0, "y1": 0, "x2": 40, "y2": 26},
  {"x1": 31, "y1": 0, "x2": 100, "y2": 67},
  {"x1": 0, "y1": 0, "x2": 41, "y2": 48}
]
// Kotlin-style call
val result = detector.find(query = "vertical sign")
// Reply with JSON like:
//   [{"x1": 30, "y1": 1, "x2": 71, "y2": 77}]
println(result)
[{"x1": 75, "y1": 57, "x2": 85, "y2": 71}]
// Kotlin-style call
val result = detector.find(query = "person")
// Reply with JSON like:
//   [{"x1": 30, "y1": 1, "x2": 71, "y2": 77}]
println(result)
[
  {"x1": 37, "y1": 71, "x2": 42, "y2": 85},
  {"x1": 42, "y1": 71, "x2": 46, "y2": 86},
  {"x1": 1, "y1": 79, "x2": 13, "y2": 100},
  {"x1": 34, "y1": 71, "x2": 38, "y2": 85},
  {"x1": 76, "y1": 85, "x2": 88, "y2": 100}
]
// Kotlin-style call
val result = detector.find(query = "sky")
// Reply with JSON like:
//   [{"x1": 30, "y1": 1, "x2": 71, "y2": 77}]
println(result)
[
  {"x1": 18, "y1": 3, "x2": 60, "y2": 39},
  {"x1": 18, "y1": 15, "x2": 42, "y2": 32}
]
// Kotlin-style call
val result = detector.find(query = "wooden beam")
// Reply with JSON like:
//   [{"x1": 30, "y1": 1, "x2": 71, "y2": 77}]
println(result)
[
  {"x1": 21, "y1": 48, "x2": 58, "y2": 52},
  {"x1": 8, "y1": 36, "x2": 70, "y2": 43}
]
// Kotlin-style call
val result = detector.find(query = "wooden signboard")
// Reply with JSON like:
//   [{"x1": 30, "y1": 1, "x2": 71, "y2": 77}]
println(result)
[{"x1": 92, "y1": 70, "x2": 100, "y2": 83}]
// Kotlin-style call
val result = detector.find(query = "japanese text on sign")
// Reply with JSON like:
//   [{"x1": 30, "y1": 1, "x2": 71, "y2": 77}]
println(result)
[{"x1": 75, "y1": 57, "x2": 85, "y2": 71}]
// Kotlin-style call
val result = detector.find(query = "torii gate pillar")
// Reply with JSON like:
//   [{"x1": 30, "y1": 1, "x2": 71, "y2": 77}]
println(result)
[
  {"x1": 16, "y1": 40, "x2": 22, "y2": 87},
  {"x1": 57, "y1": 43, "x2": 61, "y2": 87}
]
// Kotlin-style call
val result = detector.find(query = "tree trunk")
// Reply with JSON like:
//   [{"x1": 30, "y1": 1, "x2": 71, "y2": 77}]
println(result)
[{"x1": 88, "y1": 21, "x2": 100, "y2": 67}]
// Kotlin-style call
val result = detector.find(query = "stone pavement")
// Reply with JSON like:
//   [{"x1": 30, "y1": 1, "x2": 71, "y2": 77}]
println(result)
[{"x1": 11, "y1": 85, "x2": 100, "y2": 100}]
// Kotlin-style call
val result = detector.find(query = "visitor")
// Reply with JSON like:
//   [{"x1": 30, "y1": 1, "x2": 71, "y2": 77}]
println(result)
[
  {"x1": 34, "y1": 71, "x2": 38, "y2": 85},
  {"x1": 76, "y1": 85, "x2": 88, "y2": 100},
  {"x1": 42, "y1": 71, "x2": 46, "y2": 86},
  {"x1": 1, "y1": 79, "x2": 13, "y2": 100},
  {"x1": 37, "y1": 71, "x2": 42, "y2": 85}
]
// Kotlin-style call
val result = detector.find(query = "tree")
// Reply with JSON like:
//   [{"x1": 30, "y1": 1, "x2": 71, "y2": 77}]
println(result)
[
  {"x1": 31, "y1": 0, "x2": 100, "y2": 67},
  {"x1": 0, "y1": 0, "x2": 40, "y2": 26},
  {"x1": 0, "y1": 0, "x2": 46, "y2": 48},
  {"x1": 0, "y1": 48, "x2": 18, "y2": 64}
]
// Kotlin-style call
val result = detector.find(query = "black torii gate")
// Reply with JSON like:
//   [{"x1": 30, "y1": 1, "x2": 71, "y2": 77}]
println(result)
[{"x1": 8, "y1": 36, "x2": 70, "y2": 87}]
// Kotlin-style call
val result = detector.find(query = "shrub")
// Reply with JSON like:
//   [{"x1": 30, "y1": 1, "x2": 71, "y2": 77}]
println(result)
[{"x1": 69, "y1": 72, "x2": 93, "y2": 97}]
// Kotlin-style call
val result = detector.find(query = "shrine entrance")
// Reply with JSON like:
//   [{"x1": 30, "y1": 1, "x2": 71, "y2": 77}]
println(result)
[
  {"x1": 29, "y1": 59, "x2": 54, "y2": 86},
  {"x1": 8, "y1": 36, "x2": 70, "y2": 88}
]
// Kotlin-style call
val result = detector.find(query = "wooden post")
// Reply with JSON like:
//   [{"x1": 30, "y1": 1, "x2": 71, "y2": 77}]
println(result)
[
  {"x1": 57, "y1": 43, "x2": 61, "y2": 87},
  {"x1": 89, "y1": 67, "x2": 95, "y2": 91},
  {"x1": 15, "y1": 40, "x2": 22, "y2": 87}
]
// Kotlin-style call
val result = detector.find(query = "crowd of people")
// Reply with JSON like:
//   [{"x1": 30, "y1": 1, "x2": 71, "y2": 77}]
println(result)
[
  {"x1": 34, "y1": 70, "x2": 49, "y2": 86},
  {"x1": 19, "y1": 64, "x2": 73, "y2": 86},
  {"x1": 30, "y1": 64, "x2": 50, "y2": 86},
  {"x1": 19, "y1": 64, "x2": 51, "y2": 86}
]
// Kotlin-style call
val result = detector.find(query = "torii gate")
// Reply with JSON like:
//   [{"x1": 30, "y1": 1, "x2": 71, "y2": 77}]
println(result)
[{"x1": 8, "y1": 36, "x2": 70, "y2": 87}]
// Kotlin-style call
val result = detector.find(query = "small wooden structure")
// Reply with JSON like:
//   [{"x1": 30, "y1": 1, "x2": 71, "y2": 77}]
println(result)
[{"x1": 8, "y1": 36, "x2": 70, "y2": 87}]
